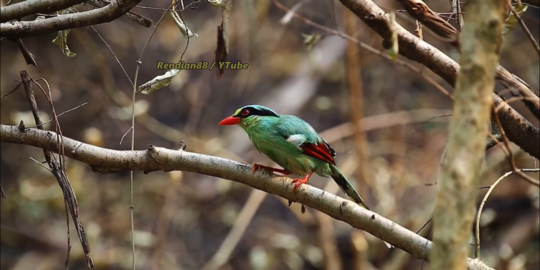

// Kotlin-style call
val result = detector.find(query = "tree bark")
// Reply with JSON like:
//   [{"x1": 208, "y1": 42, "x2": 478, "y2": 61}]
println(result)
[
  {"x1": 338, "y1": 0, "x2": 540, "y2": 159},
  {"x1": 430, "y1": 1, "x2": 506, "y2": 269}
]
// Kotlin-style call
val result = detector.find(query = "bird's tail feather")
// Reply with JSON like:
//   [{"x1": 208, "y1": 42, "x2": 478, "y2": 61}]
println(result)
[
  {"x1": 329, "y1": 165, "x2": 394, "y2": 249},
  {"x1": 329, "y1": 164, "x2": 370, "y2": 210}
]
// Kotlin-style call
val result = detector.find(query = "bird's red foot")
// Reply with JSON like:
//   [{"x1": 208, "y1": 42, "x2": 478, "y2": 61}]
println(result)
[
  {"x1": 252, "y1": 163, "x2": 292, "y2": 176},
  {"x1": 292, "y1": 172, "x2": 314, "y2": 191}
]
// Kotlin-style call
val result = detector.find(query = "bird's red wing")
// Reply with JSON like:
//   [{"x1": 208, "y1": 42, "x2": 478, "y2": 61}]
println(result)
[{"x1": 300, "y1": 142, "x2": 336, "y2": 165}]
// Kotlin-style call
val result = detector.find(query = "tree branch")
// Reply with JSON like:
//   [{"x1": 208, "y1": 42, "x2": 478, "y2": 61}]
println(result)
[
  {"x1": 0, "y1": 124, "x2": 494, "y2": 270},
  {"x1": 0, "y1": 0, "x2": 87, "y2": 23},
  {"x1": 493, "y1": 96, "x2": 540, "y2": 158},
  {"x1": 339, "y1": 0, "x2": 539, "y2": 159},
  {"x1": 395, "y1": 0, "x2": 539, "y2": 119},
  {"x1": 0, "y1": 0, "x2": 143, "y2": 38},
  {"x1": 430, "y1": 0, "x2": 506, "y2": 268}
]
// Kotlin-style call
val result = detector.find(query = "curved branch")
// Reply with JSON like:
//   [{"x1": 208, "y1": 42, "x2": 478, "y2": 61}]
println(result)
[
  {"x1": 493, "y1": 97, "x2": 540, "y2": 159},
  {"x1": 395, "y1": 0, "x2": 539, "y2": 118},
  {"x1": 0, "y1": 0, "x2": 143, "y2": 38},
  {"x1": 339, "y1": 0, "x2": 539, "y2": 159},
  {"x1": 0, "y1": 124, "x2": 494, "y2": 270},
  {"x1": 0, "y1": 0, "x2": 87, "y2": 23}
]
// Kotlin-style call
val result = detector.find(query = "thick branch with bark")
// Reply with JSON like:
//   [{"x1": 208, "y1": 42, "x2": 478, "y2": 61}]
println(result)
[
  {"x1": 0, "y1": 0, "x2": 87, "y2": 23},
  {"x1": 430, "y1": 0, "x2": 505, "y2": 269},
  {"x1": 396, "y1": 0, "x2": 459, "y2": 44},
  {"x1": 0, "y1": 0, "x2": 143, "y2": 38},
  {"x1": 396, "y1": 0, "x2": 539, "y2": 118},
  {"x1": 0, "y1": 124, "x2": 494, "y2": 270},
  {"x1": 339, "y1": 0, "x2": 539, "y2": 159}
]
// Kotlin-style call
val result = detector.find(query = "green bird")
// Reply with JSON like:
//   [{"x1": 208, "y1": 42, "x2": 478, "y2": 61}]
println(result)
[{"x1": 218, "y1": 105, "x2": 370, "y2": 209}]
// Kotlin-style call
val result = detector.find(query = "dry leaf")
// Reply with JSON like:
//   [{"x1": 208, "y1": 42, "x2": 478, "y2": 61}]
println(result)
[
  {"x1": 387, "y1": 11, "x2": 399, "y2": 60},
  {"x1": 52, "y1": 29, "x2": 76, "y2": 57},
  {"x1": 503, "y1": 4, "x2": 528, "y2": 35},
  {"x1": 214, "y1": 0, "x2": 231, "y2": 79},
  {"x1": 171, "y1": 0, "x2": 197, "y2": 38},
  {"x1": 138, "y1": 69, "x2": 181, "y2": 95}
]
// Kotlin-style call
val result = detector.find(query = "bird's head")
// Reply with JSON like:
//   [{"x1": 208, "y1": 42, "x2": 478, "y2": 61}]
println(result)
[{"x1": 219, "y1": 105, "x2": 280, "y2": 128}]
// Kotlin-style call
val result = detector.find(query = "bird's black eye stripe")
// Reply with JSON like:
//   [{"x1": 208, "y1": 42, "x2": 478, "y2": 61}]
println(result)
[{"x1": 236, "y1": 106, "x2": 279, "y2": 118}]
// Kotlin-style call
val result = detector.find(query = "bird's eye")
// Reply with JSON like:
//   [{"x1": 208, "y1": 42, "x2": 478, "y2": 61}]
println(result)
[{"x1": 241, "y1": 109, "x2": 249, "y2": 116}]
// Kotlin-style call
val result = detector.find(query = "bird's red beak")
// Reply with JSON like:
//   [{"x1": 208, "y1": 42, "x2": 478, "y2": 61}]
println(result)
[{"x1": 219, "y1": 116, "x2": 241, "y2": 125}]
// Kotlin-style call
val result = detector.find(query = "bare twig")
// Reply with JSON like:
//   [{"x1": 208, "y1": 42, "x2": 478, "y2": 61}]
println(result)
[
  {"x1": 407, "y1": 114, "x2": 453, "y2": 135},
  {"x1": 474, "y1": 168, "x2": 540, "y2": 258},
  {"x1": 319, "y1": 109, "x2": 452, "y2": 143},
  {"x1": 449, "y1": 0, "x2": 464, "y2": 30},
  {"x1": 127, "y1": 2, "x2": 176, "y2": 268},
  {"x1": 119, "y1": 126, "x2": 133, "y2": 145},
  {"x1": 510, "y1": 5, "x2": 540, "y2": 57},
  {"x1": 19, "y1": 71, "x2": 94, "y2": 268},
  {"x1": 0, "y1": 124, "x2": 496, "y2": 270},
  {"x1": 1, "y1": 81, "x2": 22, "y2": 98},
  {"x1": 88, "y1": 27, "x2": 133, "y2": 85},
  {"x1": 29, "y1": 156, "x2": 53, "y2": 172},
  {"x1": 16, "y1": 39, "x2": 37, "y2": 66},
  {"x1": 64, "y1": 204, "x2": 72, "y2": 270},
  {"x1": 26, "y1": 102, "x2": 88, "y2": 128}
]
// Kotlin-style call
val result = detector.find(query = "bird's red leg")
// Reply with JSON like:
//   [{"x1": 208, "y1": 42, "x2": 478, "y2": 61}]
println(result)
[
  {"x1": 291, "y1": 172, "x2": 314, "y2": 191},
  {"x1": 252, "y1": 163, "x2": 292, "y2": 175}
]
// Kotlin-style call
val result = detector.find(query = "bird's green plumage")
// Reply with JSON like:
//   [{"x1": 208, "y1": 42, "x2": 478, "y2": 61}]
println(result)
[{"x1": 231, "y1": 105, "x2": 370, "y2": 209}]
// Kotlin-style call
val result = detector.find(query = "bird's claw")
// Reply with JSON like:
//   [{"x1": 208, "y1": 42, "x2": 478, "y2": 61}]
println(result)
[
  {"x1": 291, "y1": 172, "x2": 313, "y2": 191},
  {"x1": 251, "y1": 164, "x2": 263, "y2": 175},
  {"x1": 291, "y1": 179, "x2": 308, "y2": 191}
]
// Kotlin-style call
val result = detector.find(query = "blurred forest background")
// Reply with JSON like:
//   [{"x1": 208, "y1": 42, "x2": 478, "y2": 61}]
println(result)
[{"x1": 0, "y1": 0, "x2": 539, "y2": 270}]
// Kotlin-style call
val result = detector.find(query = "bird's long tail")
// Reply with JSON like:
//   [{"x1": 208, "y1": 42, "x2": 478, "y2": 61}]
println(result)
[
  {"x1": 329, "y1": 164, "x2": 370, "y2": 210},
  {"x1": 330, "y1": 164, "x2": 394, "y2": 249}
]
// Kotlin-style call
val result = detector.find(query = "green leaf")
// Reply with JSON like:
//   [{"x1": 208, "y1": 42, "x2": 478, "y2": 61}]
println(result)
[
  {"x1": 138, "y1": 69, "x2": 181, "y2": 95},
  {"x1": 171, "y1": 8, "x2": 197, "y2": 38},
  {"x1": 52, "y1": 29, "x2": 76, "y2": 57},
  {"x1": 302, "y1": 34, "x2": 321, "y2": 51},
  {"x1": 503, "y1": 4, "x2": 528, "y2": 35}
]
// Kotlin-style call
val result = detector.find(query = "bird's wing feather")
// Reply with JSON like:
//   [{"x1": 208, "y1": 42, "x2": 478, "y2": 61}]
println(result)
[
  {"x1": 300, "y1": 142, "x2": 336, "y2": 165},
  {"x1": 275, "y1": 115, "x2": 336, "y2": 165}
]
